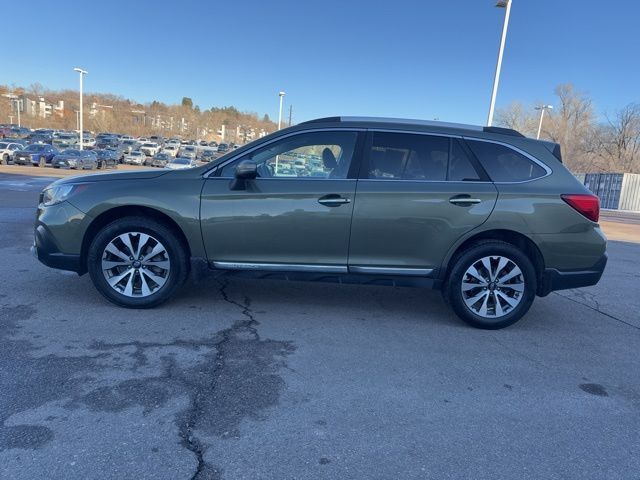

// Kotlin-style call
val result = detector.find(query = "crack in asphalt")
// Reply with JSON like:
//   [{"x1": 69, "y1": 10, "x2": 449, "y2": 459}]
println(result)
[
  {"x1": 1, "y1": 279, "x2": 295, "y2": 480},
  {"x1": 553, "y1": 291, "x2": 640, "y2": 330},
  {"x1": 175, "y1": 279, "x2": 294, "y2": 480}
]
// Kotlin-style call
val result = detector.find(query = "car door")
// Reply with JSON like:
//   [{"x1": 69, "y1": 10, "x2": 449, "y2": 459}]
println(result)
[
  {"x1": 348, "y1": 131, "x2": 498, "y2": 275},
  {"x1": 200, "y1": 129, "x2": 364, "y2": 270}
]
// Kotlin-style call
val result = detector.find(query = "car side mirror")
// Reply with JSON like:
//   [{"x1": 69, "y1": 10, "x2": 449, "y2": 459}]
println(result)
[
  {"x1": 235, "y1": 160, "x2": 257, "y2": 179},
  {"x1": 230, "y1": 160, "x2": 257, "y2": 190}
]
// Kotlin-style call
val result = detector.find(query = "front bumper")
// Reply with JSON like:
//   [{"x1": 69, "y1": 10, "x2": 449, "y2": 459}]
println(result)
[
  {"x1": 13, "y1": 155, "x2": 34, "y2": 165},
  {"x1": 33, "y1": 201, "x2": 90, "y2": 275},
  {"x1": 538, "y1": 253, "x2": 608, "y2": 296},
  {"x1": 32, "y1": 224, "x2": 82, "y2": 273}
]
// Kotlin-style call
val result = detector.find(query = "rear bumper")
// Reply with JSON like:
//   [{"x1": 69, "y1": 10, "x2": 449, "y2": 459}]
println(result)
[{"x1": 538, "y1": 253, "x2": 607, "y2": 296}]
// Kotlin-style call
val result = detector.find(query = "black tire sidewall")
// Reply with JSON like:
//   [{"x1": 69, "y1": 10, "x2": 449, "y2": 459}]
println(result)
[
  {"x1": 446, "y1": 241, "x2": 537, "y2": 329},
  {"x1": 87, "y1": 217, "x2": 188, "y2": 308}
]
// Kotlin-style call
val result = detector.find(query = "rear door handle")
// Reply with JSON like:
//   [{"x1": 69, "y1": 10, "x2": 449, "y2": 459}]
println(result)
[
  {"x1": 318, "y1": 194, "x2": 351, "y2": 207},
  {"x1": 449, "y1": 195, "x2": 482, "y2": 206}
]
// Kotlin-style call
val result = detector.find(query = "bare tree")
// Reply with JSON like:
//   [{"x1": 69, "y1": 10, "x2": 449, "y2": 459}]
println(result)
[{"x1": 594, "y1": 103, "x2": 640, "y2": 173}]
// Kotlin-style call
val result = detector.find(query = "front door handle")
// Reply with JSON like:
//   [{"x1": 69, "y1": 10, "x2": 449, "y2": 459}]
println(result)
[
  {"x1": 318, "y1": 194, "x2": 351, "y2": 207},
  {"x1": 449, "y1": 195, "x2": 482, "y2": 206}
]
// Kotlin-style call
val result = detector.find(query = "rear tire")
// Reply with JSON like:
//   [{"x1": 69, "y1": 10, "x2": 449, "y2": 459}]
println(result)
[
  {"x1": 38, "y1": 156, "x2": 46, "y2": 167},
  {"x1": 87, "y1": 217, "x2": 189, "y2": 308},
  {"x1": 444, "y1": 240, "x2": 536, "y2": 329},
  {"x1": 1, "y1": 154, "x2": 7, "y2": 165}
]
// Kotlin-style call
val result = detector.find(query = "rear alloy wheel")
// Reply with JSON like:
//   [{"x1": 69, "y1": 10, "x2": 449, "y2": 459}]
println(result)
[
  {"x1": 38, "y1": 156, "x2": 46, "y2": 167},
  {"x1": 445, "y1": 241, "x2": 536, "y2": 329},
  {"x1": 1, "y1": 154, "x2": 7, "y2": 165},
  {"x1": 88, "y1": 217, "x2": 188, "y2": 308}
]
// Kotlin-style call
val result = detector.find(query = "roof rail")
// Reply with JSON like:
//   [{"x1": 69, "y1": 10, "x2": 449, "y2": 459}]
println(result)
[
  {"x1": 300, "y1": 117, "x2": 525, "y2": 138},
  {"x1": 482, "y1": 126, "x2": 524, "y2": 137},
  {"x1": 300, "y1": 117, "x2": 342, "y2": 124}
]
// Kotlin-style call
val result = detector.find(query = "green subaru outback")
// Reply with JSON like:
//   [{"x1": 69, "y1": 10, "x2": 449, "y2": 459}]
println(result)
[{"x1": 33, "y1": 117, "x2": 607, "y2": 329}]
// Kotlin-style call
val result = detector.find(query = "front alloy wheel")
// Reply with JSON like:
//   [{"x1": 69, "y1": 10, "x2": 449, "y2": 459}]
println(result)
[
  {"x1": 88, "y1": 217, "x2": 188, "y2": 308},
  {"x1": 101, "y1": 232, "x2": 171, "y2": 298}
]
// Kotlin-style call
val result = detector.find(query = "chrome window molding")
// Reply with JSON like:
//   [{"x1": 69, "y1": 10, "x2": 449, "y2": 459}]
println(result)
[
  {"x1": 203, "y1": 127, "x2": 366, "y2": 179},
  {"x1": 357, "y1": 179, "x2": 493, "y2": 185}
]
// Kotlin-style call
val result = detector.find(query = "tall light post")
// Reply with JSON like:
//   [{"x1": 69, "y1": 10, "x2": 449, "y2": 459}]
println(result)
[
  {"x1": 535, "y1": 104, "x2": 553, "y2": 140},
  {"x1": 486, "y1": 0, "x2": 512, "y2": 127},
  {"x1": 277, "y1": 91, "x2": 285, "y2": 130},
  {"x1": 74, "y1": 67, "x2": 88, "y2": 150}
]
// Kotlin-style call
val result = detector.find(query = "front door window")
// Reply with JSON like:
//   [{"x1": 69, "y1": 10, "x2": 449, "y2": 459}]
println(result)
[{"x1": 220, "y1": 131, "x2": 358, "y2": 179}]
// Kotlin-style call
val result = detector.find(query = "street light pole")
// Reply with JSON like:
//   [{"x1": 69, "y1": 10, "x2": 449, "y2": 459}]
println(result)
[
  {"x1": 277, "y1": 91, "x2": 285, "y2": 130},
  {"x1": 487, "y1": 0, "x2": 512, "y2": 127},
  {"x1": 535, "y1": 104, "x2": 553, "y2": 140},
  {"x1": 74, "y1": 67, "x2": 88, "y2": 150}
]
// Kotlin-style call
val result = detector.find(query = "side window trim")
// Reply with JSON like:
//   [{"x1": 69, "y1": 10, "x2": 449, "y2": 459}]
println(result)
[
  {"x1": 205, "y1": 128, "x2": 365, "y2": 179},
  {"x1": 461, "y1": 136, "x2": 552, "y2": 183},
  {"x1": 359, "y1": 129, "x2": 488, "y2": 183},
  {"x1": 455, "y1": 138, "x2": 491, "y2": 182}
]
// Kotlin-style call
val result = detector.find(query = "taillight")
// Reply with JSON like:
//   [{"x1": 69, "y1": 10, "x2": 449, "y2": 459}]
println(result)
[{"x1": 561, "y1": 194, "x2": 600, "y2": 222}]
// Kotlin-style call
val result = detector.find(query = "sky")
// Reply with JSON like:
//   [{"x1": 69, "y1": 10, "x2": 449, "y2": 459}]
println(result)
[{"x1": 2, "y1": 0, "x2": 638, "y2": 125}]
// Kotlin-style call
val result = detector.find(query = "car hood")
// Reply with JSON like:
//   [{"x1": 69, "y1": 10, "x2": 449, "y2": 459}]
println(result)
[{"x1": 52, "y1": 169, "x2": 170, "y2": 186}]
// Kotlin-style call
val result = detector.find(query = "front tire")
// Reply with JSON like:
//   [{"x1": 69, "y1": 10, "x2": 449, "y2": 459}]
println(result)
[
  {"x1": 444, "y1": 241, "x2": 536, "y2": 329},
  {"x1": 38, "y1": 156, "x2": 46, "y2": 167},
  {"x1": 87, "y1": 217, "x2": 189, "y2": 308}
]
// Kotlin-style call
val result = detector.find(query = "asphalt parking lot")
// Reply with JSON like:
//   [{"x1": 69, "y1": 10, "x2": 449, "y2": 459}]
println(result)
[{"x1": 1, "y1": 172, "x2": 639, "y2": 480}]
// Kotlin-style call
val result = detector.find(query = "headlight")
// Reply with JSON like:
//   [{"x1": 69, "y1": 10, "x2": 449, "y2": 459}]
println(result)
[{"x1": 41, "y1": 184, "x2": 79, "y2": 206}]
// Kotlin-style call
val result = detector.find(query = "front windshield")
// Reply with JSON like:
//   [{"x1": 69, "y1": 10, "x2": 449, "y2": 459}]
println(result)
[{"x1": 25, "y1": 145, "x2": 45, "y2": 152}]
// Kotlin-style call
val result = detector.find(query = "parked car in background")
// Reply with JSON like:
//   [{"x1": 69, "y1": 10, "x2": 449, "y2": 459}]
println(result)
[
  {"x1": 178, "y1": 145, "x2": 197, "y2": 159},
  {"x1": 150, "y1": 152, "x2": 171, "y2": 167},
  {"x1": 0, "y1": 141, "x2": 23, "y2": 164},
  {"x1": 26, "y1": 133, "x2": 53, "y2": 145},
  {"x1": 94, "y1": 149, "x2": 119, "y2": 169},
  {"x1": 1, "y1": 137, "x2": 29, "y2": 147},
  {"x1": 217, "y1": 143, "x2": 229, "y2": 153},
  {"x1": 10, "y1": 126, "x2": 32, "y2": 138},
  {"x1": 120, "y1": 139, "x2": 139, "y2": 154},
  {"x1": 165, "y1": 157, "x2": 198, "y2": 169},
  {"x1": 199, "y1": 149, "x2": 217, "y2": 162},
  {"x1": 96, "y1": 136, "x2": 120, "y2": 149},
  {"x1": 162, "y1": 144, "x2": 178, "y2": 157},
  {"x1": 139, "y1": 142, "x2": 160, "y2": 156},
  {"x1": 77, "y1": 137, "x2": 96, "y2": 149},
  {"x1": 52, "y1": 133, "x2": 78, "y2": 148},
  {"x1": 13, "y1": 144, "x2": 59, "y2": 166},
  {"x1": 52, "y1": 149, "x2": 98, "y2": 169},
  {"x1": 123, "y1": 150, "x2": 146, "y2": 165}
]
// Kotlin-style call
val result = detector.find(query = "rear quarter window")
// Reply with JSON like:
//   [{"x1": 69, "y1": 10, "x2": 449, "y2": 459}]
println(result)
[{"x1": 466, "y1": 140, "x2": 547, "y2": 182}]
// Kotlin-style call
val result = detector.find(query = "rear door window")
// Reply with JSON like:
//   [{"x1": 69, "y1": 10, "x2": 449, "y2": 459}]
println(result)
[
  {"x1": 465, "y1": 140, "x2": 547, "y2": 182},
  {"x1": 366, "y1": 132, "x2": 481, "y2": 181}
]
